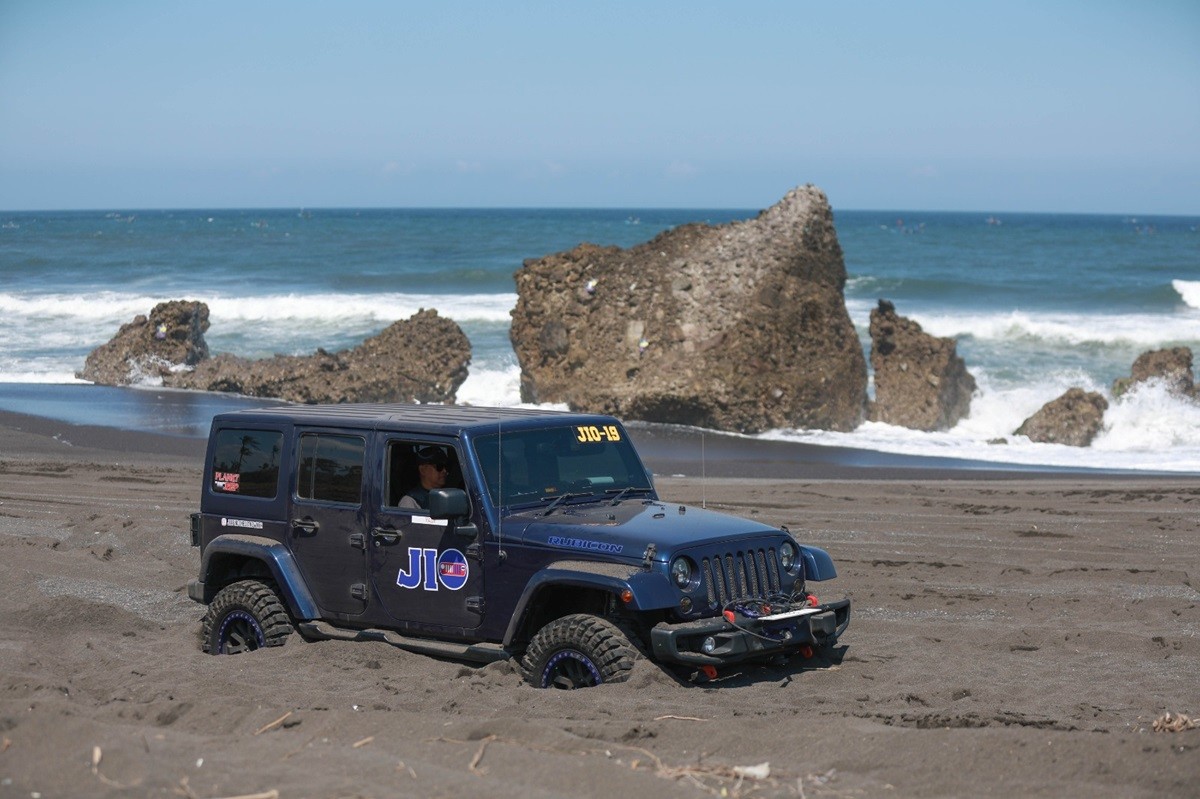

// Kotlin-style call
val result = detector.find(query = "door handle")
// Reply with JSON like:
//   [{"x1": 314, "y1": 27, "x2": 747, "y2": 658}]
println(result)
[
  {"x1": 291, "y1": 518, "x2": 319, "y2": 535},
  {"x1": 371, "y1": 526, "x2": 402, "y2": 545}
]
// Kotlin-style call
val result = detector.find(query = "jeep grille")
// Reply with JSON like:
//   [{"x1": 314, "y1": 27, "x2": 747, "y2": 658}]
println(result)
[{"x1": 702, "y1": 548, "x2": 781, "y2": 607}]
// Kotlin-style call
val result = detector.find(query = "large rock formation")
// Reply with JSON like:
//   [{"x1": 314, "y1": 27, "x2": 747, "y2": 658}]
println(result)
[
  {"x1": 509, "y1": 185, "x2": 867, "y2": 433},
  {"x1": 171, "y1": 309, "x2": 470, "y2": 404},
  {"x1": 82, "y1": 303, "x2": 471, "y2": 405},
  {"x1": 1015, "y1": 388, "x2": 1109, "y2": 447},
  {"x1": 1112, "y1": 347, "x2": 1196, "y2": 399},
  {"x1": 77, "y1": 300, "x2": 210, "y2": 385},
  {"x1": 867, "y1": 300, "x2": 976, "y2": 431}
]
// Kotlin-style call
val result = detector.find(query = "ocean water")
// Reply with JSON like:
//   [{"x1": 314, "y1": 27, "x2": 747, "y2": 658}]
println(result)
[{"x1": 1, "y1": 207, "x2": 1197, "y2": 472}]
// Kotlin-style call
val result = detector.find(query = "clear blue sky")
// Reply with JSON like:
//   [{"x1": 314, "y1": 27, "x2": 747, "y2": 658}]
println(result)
[{"x1": 2, "y1": 1, "x2": 1197, "y2": 213}]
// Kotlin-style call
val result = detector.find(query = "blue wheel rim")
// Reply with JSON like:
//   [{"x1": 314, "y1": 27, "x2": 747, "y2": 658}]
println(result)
[
  {"x1": 217, "y1": 610, "x2": 265, "y2": 654},
  {"x1": 541, "y1": 649, "x2": 602, "y2": 689}
]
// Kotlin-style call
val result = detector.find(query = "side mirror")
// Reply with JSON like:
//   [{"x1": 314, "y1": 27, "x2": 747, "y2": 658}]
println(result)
[
  {"x1": 428, "y1": 488, "x2": 469, "y2": 519},
  {"x1": 427, "y1": 488, "x2": 478, "y2": 539}
]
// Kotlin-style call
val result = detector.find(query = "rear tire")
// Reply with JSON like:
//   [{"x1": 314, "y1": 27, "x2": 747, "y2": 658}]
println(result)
[
  {"x1": 521, "y1": 613, "x2": 637, "y2": 689},
  {"x1": 201, "y1": 579, "x2": 293, "y2": 655}
]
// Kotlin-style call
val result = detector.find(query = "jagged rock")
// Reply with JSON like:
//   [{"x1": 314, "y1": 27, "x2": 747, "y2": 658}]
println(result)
[
  {"x1": 77, "y1": 300, "x2": 210, "y2": 385},
  {"x1": 170, "y1": 308, "x2": 470, "y2": 404},
  {"x1": 509, "y1": 185, "x2": 867, "y2": 433},
  {"x1": 84, "y1": 305, "x2": 471, "y2": 405},
  {"x1": 1112, "y1": 347, "x2": 1196, "y2": 399},
  {"x1": 868, "y1": 300, "x2": 976, "y2": 431},
  {"x1": 1015, "y1": 388, "x2": 1109, "y2": 447}
]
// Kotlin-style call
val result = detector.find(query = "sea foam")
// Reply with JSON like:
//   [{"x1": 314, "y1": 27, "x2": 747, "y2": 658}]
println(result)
[
  {"x1": 206, "y1": 292, "x2": 517, "y2": 324},
  {"x1": 456, "y1": 363, "x2": 567, "y2": 411},
  {"x1": 845, "y1": 297, "x2": 1200, "y2": 348},
  {"x1": 763, "y1": 369, "x2": 1200, "y2": 473},
  {"x1": 0, "y1": 290, "x2": 517, "y2": 325},
  {"x1": 1174, "y1": 279, "x2": 1200, "y2": 310},
  {"x1": 0, "y1": 289, "x2": 520, "y2": 379},
  {"x1": 1093, "y1": 379, "x2": 1200, "y2": 451}
]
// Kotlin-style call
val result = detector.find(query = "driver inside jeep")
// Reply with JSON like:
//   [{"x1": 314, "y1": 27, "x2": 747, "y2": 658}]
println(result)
[{"x1": 398, "y1": 445, "x2": 452, "y2": 510}]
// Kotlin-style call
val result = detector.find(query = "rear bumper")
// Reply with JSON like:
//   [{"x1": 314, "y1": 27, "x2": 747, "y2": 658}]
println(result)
[{"x1": 649, "y1": 598, "x2": 850, "y2": 667}]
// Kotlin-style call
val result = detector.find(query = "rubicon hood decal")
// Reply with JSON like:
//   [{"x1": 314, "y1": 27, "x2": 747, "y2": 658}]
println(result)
[
  {"x1": 506, "y1": 500, "x2": 779, "y2": 553},
  {"x1": 546, "y1": 535, "x2": 624, "y2": 555}
]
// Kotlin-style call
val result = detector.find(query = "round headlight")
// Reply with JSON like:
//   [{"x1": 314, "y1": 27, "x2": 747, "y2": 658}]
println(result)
[
  {"x1": 670, "y1": 557, "x2": 693, "y2": 588},
  {"x1": 780, "y1": 541, "x2": 799, "y2": 572}
]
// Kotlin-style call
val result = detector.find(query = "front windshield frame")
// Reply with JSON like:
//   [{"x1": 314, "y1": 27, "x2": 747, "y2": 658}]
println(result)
[{"x1": 471, "y1": 422, "x2": 654, "y2": 509}]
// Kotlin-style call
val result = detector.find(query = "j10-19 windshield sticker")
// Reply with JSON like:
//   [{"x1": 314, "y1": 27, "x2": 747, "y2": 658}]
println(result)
[{"x1": 574, "y1": 424, "x2": 621, "y2": 443}]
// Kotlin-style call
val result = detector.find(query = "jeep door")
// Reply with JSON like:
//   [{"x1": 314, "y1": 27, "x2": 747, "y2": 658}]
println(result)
[
  {"x1": 367, "y1": 436, "x2": 483, "y2": 633},
  {"x1": 289, "y1": 429, "x2": 369, "y2": 617}
]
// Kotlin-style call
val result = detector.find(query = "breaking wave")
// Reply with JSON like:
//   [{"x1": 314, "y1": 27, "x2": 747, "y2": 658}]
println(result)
[{"x1": 1174, "y1": 279, "x2": 1200, "y2": 309}]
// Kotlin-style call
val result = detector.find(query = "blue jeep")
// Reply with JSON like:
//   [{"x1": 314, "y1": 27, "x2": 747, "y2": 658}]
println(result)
[{"x1": 188, "y1": 404, "x2": 850, "y2": 688}]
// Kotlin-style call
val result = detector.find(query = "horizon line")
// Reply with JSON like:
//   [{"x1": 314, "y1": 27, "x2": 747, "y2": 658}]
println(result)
[{"x1": 3, "y1": 204, "x2": 1198, "y2": 219}]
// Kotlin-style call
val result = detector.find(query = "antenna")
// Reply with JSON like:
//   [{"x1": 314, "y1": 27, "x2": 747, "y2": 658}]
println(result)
[
  {"x1": 496, "y1": 415, "x2": 505, "y2": 561},
  {"x1": 701, "y1": 429, "x2": 706, "y2": 509}
]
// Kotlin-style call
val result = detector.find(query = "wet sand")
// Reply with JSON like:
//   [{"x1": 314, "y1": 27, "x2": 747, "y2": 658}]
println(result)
[{"x1": 0, "y1": 412, "x2": 1197, "y2": 797}]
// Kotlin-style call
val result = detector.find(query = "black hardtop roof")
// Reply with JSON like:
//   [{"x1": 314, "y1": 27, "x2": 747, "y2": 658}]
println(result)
[{"x1": 211, "y1": 403, "x2": 619, "y2": 436}]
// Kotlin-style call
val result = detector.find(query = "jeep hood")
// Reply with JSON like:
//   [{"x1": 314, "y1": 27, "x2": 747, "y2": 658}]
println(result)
[{"x1": 501, "y1": 499, "x2": 781, "y2": 561}]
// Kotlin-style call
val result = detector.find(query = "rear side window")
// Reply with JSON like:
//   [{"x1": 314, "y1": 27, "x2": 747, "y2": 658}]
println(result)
[
  {"x1": 297, "y1": 433, "x2": 365, "y2": 504},
  {"x1": 210, "y1": 429, "x2": 284, "y2": 498}
]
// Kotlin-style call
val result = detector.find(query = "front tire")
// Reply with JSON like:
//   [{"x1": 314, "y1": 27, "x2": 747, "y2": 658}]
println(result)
[
  {"x1": 201, "y1": 579, "x2": 293, "y2": 655},
  {"x1": 521, "y1": 613, "x2": 637, "y2": 689}
]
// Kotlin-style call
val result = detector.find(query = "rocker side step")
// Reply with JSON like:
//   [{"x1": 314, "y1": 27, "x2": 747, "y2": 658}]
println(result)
[{"x1": 298, "y1": 620, "x2": 510, "y2": 664}]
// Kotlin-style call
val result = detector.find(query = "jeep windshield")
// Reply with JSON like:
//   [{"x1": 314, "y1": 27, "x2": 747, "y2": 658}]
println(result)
[{"x1": 472, "y1": 423, "x2": 654, "y2": 509}]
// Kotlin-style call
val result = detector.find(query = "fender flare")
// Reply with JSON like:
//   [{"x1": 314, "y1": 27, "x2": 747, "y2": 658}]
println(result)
[
  {"x1": 199, "y1": 534, "x2": 320, "y2": 620},
  {"x1": 501, "y1": 561, "x2": 677, "y2": 648},
  {"x1": 801, "y1": 545, "x2": 838, "y2": 581}
]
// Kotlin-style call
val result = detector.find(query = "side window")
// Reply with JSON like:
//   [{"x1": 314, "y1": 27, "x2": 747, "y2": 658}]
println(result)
[
  {"x1": 384, "y1": 440, "x2": 462, "y2": 508},
  {"x1": 210, "y1": 429, "x2": 283, "y2": 498},
  {"x1": 297, "y1": 433, "x2": 365, "y2": 505}
]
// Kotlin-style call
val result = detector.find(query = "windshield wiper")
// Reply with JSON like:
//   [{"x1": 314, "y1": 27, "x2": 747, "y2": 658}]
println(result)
[
  {"x1": 606, "y1": 486, "x2": 654, "y2": 505},
  {"x1": 540, "y1": 491, "x2": 594, "y2": 516}
]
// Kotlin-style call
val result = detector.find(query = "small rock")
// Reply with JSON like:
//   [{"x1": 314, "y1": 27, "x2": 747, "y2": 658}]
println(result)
[
  {"x1": 1015, "y1": 388, "x2": 1109, "y2": 447},
  {"x1": 868, "y1": 300, "x2": 976, "y2": 431},
  {"x1": 1112, "y1": 347, "x2": 1196, "y2": 399},
  {"x1": 77, "y1": 300, "x2": 209, "y2": 385}
]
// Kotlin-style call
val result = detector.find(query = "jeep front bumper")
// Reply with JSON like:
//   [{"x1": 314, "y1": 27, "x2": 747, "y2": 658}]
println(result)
[{"x1": 649, "y1": 599, "x2": 850, "y2": 667}]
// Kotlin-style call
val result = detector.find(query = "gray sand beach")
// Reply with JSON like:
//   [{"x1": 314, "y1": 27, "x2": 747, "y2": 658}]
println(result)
[{"x1": 0, "y1": 409, "x2": 1197, "y2": 797}]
